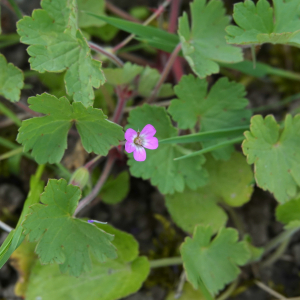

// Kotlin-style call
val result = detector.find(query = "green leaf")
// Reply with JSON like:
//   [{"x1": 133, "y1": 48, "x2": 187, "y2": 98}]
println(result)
[
  {"x1": 181, "y1": 225, "x2": 250, "y2": 296},
  {"x1": 17, "y1": 0, "x2": 105, "y2": 106},
  {"x1": 86, "y1": 12, "x2": 300, "y2": 82},
  {"x1": 104, "y1": 62, "x2": 143, "y2": 86},
  {"x1": 220, "y1": 60, "x2": 300, "y2": 81},
  {"x1": 87, "y1": 14, "x2": 179, "y2": 53},
  {"x1": 243, "y1": 234, "x2": 264, "y2": 263},
  {"x1": 204, "y1": 152, "x2": 254, "y2": 207},
  {"x1": 178, "y1": 0, "x2": 243, "y2": 78},
  {"x1": 23, "y1": 225, "x2": 150, "y2": 300},
  {"x1": 137, "y1": 66, "x2": 173, "y2": 98},
  {"x1": 17, "y1": 93, "x2": 124, "y2": 164},
  {"x1": 22, "y1": 179, "x2": 117, "y2": 276},
  {"x1": 127, "y1": 104, "x2": 208, "y2": 194},
  {"x1": 242, "y1": 114, "x2": 300, "y2": 203},
  {"x1": 168, "y1": 75, "x2": 251, "y2": 160},
  {"x1": 38, "y1": 72, "x2": 70, "y2": 99},
  {"x1": 165, "y1": 152, "x2": 253, "y2": 235},
  {"x1": 165, "y1": 187, "x2": 228, "y2": 234},
  {"x1": 226, "y1": 0, "x2": 300, "y2": 48},
  {"x1": 0, "y1": 54, "x2": 24, "y2": 102},
  {"x1": 78, "y1": 0, "x2": 105, "y2": 28},
  {"x1": 104, "y1": 63, "x2": 173, "y2": 97},
  {"x1": 276, "y1": 198, "x2": 300, "y2": 226},
  {"x1": 100, "y1": 171, "x2": 130, "y2": 204},
  {"x1": 159, "y1": 126, "x2": 249, "y2": 145}
]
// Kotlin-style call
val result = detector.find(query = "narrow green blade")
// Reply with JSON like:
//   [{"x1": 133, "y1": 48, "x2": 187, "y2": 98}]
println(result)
[{"x1": 159, "y1": 126, "x2": 249, "y2": 144}]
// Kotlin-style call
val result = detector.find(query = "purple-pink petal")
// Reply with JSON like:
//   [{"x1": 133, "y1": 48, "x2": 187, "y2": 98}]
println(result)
[
  {"x1": 125, "y1": 128, "x2": 137, "y2": 142},
  {"x1": 133, "y1": 147, "x2": 146, "y2": 161},
  {"x1": 143, "y1": 136, "x2": 158, "y2": 150},
  {"x1": 140, "y1": 124, "x2": 156, "y2": 138},
  {"x1": 125, "y1": 141, "x2": 136, "y2": 153}
]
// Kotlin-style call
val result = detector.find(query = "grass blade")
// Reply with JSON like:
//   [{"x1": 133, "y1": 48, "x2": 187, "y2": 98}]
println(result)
[{"x1": 159, "y1": 126, "x2": 249, "y2": 144}]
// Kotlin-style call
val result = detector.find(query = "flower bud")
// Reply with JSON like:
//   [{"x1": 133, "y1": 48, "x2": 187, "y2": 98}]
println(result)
[{"x1": 69, "y1": 167, "x2": 89, "y2": 190}]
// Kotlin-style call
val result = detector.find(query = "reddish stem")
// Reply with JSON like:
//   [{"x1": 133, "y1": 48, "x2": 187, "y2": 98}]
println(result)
[
  {"x1": 89, "y1": 42, "x2": 124, "y2": 67},
  {"x1": 105, "y1": 1, "x2": 141, "y2": 23},
  {"x1": 172, "y1": 57, "x2": 184, "y2": 82},
  {"x1": 112, "y1": 87, "x2": 128, "y2": 124},
  {"x1": 147, "y1": 43, "x2": 181, "y2": 103},
  {"x1": 168, "y1": 0, "x2": 184, "y2": 82},
  {"x1": 74, "y1": 155, "x2": 115, "y2": 215},
  {"x1": 168, "y1": 0, "x2": 181, "y2": 33}
]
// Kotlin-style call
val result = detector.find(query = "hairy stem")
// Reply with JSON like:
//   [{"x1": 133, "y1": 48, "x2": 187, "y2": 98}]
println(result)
[
  {"x1": 75, "y1": 155, "x2": 115, "y2": 215},
  {"x1": 112, "y1": 87, "x2": 127, "y2": 123},
  {"x1": 147, "y1": 43, "x2": 181, "y2": 103},
  {"x1": 112, "y1": 0, "x2": 173, "y2": 53},
  {"x1": 168, "y1": 0, "x2": 184, "y2": 82},
  {"x1": 84, "y1": 155, "x2": 103, "y2": 171},
  {"x1": 89, "y1": 42, "x2": 124, "y2": 67},
  {"x1": 149, "y1": 256, "x2": 183, "y2": 269}
]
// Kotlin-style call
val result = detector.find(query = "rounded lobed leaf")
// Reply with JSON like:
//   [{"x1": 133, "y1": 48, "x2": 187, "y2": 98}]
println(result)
[
  {"x1": 0, "y1": 54, "x2": 24, "y2": 102},
  {"x1": 243, "y1": 114, "x2": 300, "y2": 203},
  {"x1": 168, "y1": 75, "x2": 251, "y2": 160},
  {"x1": 181, "y1": 225, "x2": 250, "y2": 296},
  {"x1": 226, "y1": 0, "x2": 300, "y2": 47},
  {"x1": 17, "y1": 0, "x2": 105, "y2": 106},
  {"x1": 22, "y1": 179, "x2": 117, "y2": 276},
  {"x1": 178, "y1": 0, "x2": 243, "y2": 79},
  {"x1": 17, "y1": 93, "x2": 124, "y2": 164}
]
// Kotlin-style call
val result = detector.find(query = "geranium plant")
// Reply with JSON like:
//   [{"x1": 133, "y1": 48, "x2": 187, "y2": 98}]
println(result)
[{"x1": 0, "y1": 0, "x2": 300, "y2": 299}]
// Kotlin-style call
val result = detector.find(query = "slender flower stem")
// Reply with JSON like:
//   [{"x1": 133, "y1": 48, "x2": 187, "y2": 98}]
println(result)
[
  {"x1": 105, "y1": 1, "x2": 141, "y2": 23},
  {"x1": 89, "y1": 42, "x2": 124, "y2": 67},
  {"x1": 147, "y1": 43, "x2": 181, "y2": 103},
  {"x1": 0, "y1": 220, "x2": 13, "y2": 233},
  {"x1": 112, "y1": 87, "x2": 127, "y2": 123},
  {"x1": 84, "y1": 155, "x2": 103, "y2": 171},
  {"x1": 168, "y1": 0, "x2": 181, "y2": 33},
  {"x1": 112, "y1": 0, "x2": 173, "y2": 53},
  {"x1": 75, "y1": 155, "x2": 115, "y2": 215},
  {"x1": 168, "y1": 0, "x2": 184, "y2": 82},
  {"x1": 149, "y1": 256, "x2": 183, "y2": 269}
]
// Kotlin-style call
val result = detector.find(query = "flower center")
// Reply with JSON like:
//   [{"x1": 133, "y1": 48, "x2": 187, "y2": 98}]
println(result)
[{"x1": 134, "y1": 134, "x2": 143, "y2": 146}]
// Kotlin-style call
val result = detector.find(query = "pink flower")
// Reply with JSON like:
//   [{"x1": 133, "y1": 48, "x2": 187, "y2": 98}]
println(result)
[{"x1": 125, "y1": 124, "x2": 158, "y2": 161}]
